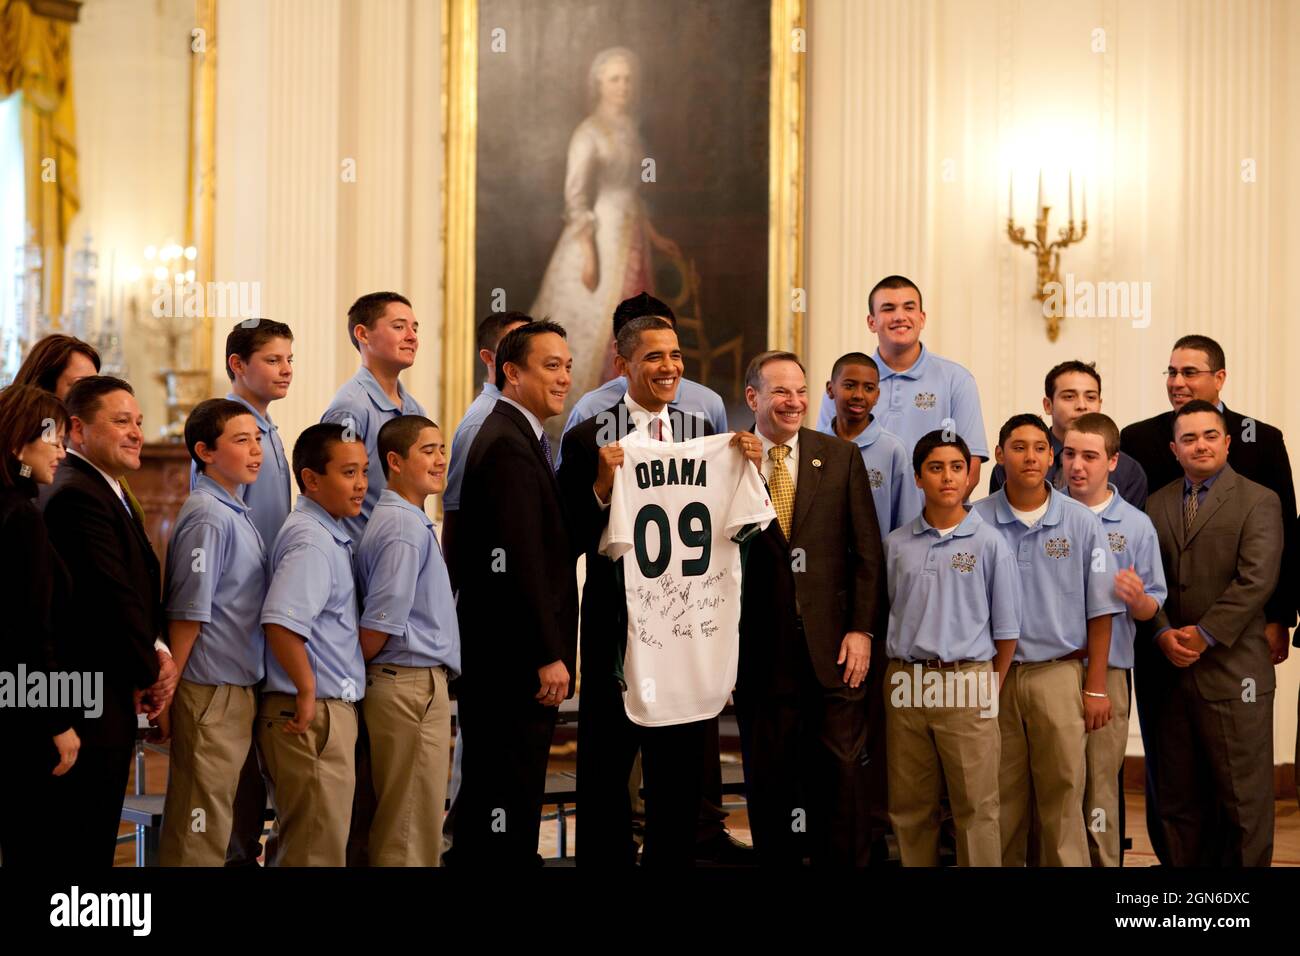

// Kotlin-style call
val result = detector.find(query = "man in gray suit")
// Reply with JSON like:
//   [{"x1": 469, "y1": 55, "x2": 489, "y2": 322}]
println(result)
[{"x1": 1147, "y1": 399, "x2": 1283, "y2": 866}]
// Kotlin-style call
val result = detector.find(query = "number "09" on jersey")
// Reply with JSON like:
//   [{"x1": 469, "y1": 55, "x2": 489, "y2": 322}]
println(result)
[{"x1": 633, "y1": 502, "x2": 711, "y2": 579}]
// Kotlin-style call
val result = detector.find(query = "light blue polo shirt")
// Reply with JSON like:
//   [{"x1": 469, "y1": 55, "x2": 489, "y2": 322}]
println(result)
[
  {"x1": 818, "y1": 415, "x2": 913, "y2": 536},
  {"x1": 321, "y1": 366, "x2": 426, "y2": 545},
  {"x1": 188, "y1": 392, "x2": 292, "y2": 550},
  {"x1": 884, "y1": 508, "x2": 1021, "y2": 662},
  {"x1": 1075, "y1": 484, "x2": 1167, "y2": 669},
  {"x1": 970, "y1": 486, "x2": 1123, "y2": 662},
  {"x1": 164, "y1": 475, "x2": 268, "y2": 686},
  {"x1": 816, "y1": 344, "x2": 990, "y2": 469},
  {"x1": 557, "y1": 375, "x2": 725, "y2": 467},
  {"x1": 356, "y1": 489, "x2": 462, "y2": 674},
  {"x1": 443, "y1": 381, "x2": 500, "y2": 512},
  {"x1": 261, "y1": 496, "x2": 365, "y2": 701}
]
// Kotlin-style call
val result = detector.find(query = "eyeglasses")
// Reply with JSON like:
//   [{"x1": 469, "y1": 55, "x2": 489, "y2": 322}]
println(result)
[{"x1": 1164, "y1": 367, "x2": 1219, "y2": 381}]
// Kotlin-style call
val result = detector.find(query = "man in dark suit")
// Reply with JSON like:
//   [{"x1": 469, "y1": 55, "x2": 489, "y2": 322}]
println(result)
[
  {"x1": 1146, "y1": 400, "x2": 1282, "y2": 865},
  {"x1": 1120, "y1": 334, "x2": 1296, "y2": 862},
  {"x1": 450, "y1": 319, "x2": 580, "y2": 866},
  {"x1": 41, "y1": 376, "x2": 177, "y2": 865},
  {"x1": 557, "y1": 316, "x2": 761, "y2": 865},
  {"x1": 736, "y1": 350, "x2": 885, "y2": 866}
]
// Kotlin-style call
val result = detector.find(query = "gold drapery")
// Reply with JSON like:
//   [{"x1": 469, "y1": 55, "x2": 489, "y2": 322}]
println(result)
[{"x1": 0, "y1": 0, "x2": 79, "y2": 320}]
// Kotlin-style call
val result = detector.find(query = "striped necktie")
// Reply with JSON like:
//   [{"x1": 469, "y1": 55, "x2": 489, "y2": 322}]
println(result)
[{"x1": 1184, "y1": 481, "x2": 1203, "y2": 534}]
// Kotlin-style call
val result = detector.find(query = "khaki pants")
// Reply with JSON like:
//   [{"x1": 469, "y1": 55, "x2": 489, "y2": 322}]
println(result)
[
  {"x1": 257, "y1": 693, "x2": 358, "y2": 867},
  {"x1": 160, "y1": 680, "x2": 257, "y2": 866},
  {"x1": 884, "y1": 659, "x2": 1002, "y2": 866},
  {"x1": 363, "y1": 663, "x2": 452, "y2": 866},
  {"x1": 999, "y1": 660, "x2": 1089, "y2": 866},
  {"x1": 1084, "y1": 666, "x2": 1130, "y2": 867}
]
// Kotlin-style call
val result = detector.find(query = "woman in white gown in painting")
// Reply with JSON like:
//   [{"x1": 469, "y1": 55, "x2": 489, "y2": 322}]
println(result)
[{"x1": 530, "y1": 46, "x2": 682, "y2": 405}]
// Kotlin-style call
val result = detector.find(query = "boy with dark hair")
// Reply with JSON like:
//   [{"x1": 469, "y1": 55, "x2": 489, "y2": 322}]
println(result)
[
  {"x1": 971, "y1": 413, "x2": 1122, "y2": 866},
  {"x1": 356, "y1": 415, "x2": 460, "y2": 866},
  {"x1": 1059, "y1": 412, "x2": 1166, "y2": 866},
  {"x1": 884, "y1": 430, "x2": 1020, "y2": 865},
  {"x1": 820, "y1": 351, "x2": 911, "y2": 536},
  {"x1": 256, "y1": 422, "x2": 369, "y2": 866},
  {"x1": 987, "y1": 360, "x2": 1147, "y2": 507},
  {"x1": 323, "y1": 292, "x2": 425, "y2": 544},
  {"x1": 816, "y1": 275, "x2": 989, "y2": 501},
  {"x1": 160, "y1": 399, "x2": 268, "y2": 865}
]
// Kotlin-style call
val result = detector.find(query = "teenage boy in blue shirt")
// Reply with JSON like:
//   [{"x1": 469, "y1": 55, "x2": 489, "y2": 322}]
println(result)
[
  {"x1": 884, "y1": 430, "x2": 1020, "y2": 866},
  {"x1": 160, "y1": 399, "x2": 268, "y2": 866},
  {"x1": 971, "y1": 414, "x2": 1122, "y2": 866},
  {"x1": 257, "y1": 422, "x2": 369, "y2": 866},
  {"x1": 1059, "y1": 413, "x2": 1166, "y2": 866},
  {"x1": 357, "y1": 415, "x2": 461, "y2": 866}
]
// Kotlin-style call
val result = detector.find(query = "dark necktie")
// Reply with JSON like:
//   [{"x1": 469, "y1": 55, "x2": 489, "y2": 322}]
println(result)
[{"x1": 539, "y1": 431, "x2": 555, "y2": 472}]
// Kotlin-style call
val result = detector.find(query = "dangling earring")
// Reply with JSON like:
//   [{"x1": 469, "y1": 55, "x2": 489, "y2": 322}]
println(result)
[{"x1": 18, "y1": 462, "x2": 32, "y2": 478}]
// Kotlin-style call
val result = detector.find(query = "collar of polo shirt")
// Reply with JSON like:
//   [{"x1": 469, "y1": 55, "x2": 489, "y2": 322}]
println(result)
[
  {"x1": 915, "y1": 506, "x2": 980, "y2": 537},
  {"x1": 874, "y1": 341, "x2": 931, "y2": 380},
  {"x1": 357, "y1": 366, "x2": 406, "y2": 413},
  {"x1": 993, "y1": 483, "x2": 1066, "y2": 526},
  {"x1": 296, "y1": 495, "x2": 352, "y2": 545},
  {"x1": 377, "y1": 487, "x2": 434, "y2": 530},
  {"x1": 195, "y1": 473, "x2": 252, "y2": 513}
]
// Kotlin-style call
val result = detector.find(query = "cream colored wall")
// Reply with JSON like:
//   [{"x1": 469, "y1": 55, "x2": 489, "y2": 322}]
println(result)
[
  {"x1": 210, "y1": 0, "x2": 442, "y2": 458},
  {"x1": 808, "y1": 0, "x2": 1300, "y2": 763}
]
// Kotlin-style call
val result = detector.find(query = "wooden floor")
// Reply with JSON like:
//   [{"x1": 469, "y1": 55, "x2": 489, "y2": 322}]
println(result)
[{"x1": 114, "y1": 746, "x2": 1300, "y2": 866}]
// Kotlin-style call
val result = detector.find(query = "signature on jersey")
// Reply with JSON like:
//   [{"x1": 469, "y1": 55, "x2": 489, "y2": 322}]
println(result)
[
  {"x1": 701, "y1": 570, "x2": 726, "y2": 590},
  {"x1": 700, "y1": 620, "x2": 719, "y2": 639},
  {"x1": 671, "y1": 622, "x2": 695, "y2": 640}
]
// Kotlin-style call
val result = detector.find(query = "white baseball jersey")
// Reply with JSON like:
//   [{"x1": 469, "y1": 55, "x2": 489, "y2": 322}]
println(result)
[{"x1": 601, "y1": 432, "x2": 775, "y2": 726}]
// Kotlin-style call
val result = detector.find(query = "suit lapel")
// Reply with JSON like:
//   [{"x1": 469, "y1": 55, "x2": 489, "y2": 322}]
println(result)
[
  {"x1": 1165, "y1": 478, "x2": 1187, "y2": 551},
  {"x1": 790, "y1": 428, "x2": 822, "y2": 543},
  {"x1": 495, "y1": 400, "x2": 559, "y2": 491},
  {"x1": 67, "y1": 454, "x2": 156, "y2": 565}
]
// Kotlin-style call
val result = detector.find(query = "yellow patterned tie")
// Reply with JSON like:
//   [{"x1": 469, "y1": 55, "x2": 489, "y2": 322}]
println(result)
[
  {"x1": 768, "y1": 444, "x2": 794, "y2": 539},
  {"x1": 1184, "y1": 481, "x2": 1203, "y2": 535}
]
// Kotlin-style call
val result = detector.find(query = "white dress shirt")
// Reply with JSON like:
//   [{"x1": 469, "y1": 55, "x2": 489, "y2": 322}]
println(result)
[
  {"x1": 758, "y1": 428, "x2": 800, "y2": 496},
  {"x1": 623, "y1": 392, "x2": 673, "y2": 441}
]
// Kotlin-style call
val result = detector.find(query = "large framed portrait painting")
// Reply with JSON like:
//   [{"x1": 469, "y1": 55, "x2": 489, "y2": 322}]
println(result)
[{"x1": 443, "y1": 0, "x2": 805, "y2": 431}]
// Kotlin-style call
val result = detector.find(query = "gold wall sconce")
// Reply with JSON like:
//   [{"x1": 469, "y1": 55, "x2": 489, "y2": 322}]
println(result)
[{"x1": 1007, "y1": 171, "x2": 1088, "y2": 341}]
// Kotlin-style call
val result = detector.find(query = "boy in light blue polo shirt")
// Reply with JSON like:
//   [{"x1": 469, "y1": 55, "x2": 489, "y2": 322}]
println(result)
[
  {"x1": 1060, "y1": 413, "x2": 1166, "y2": 867},
  {"x1": 189, "y1": 319, "x2": 295, "y2": 548},
  {"x1": 257, "y1": 422, "x2": 369, "y2": 867},
  {"x1": 816, "y1": 276, "x2": 989, "y2": 502},
  {"x1": 557, "y1": 293, "x2": 724, "y2": 467},
  {"x1": 188, "y1": 318, "x2": 295, "y2": 866},
  {"x1": 884, "y1": 431, "x2": 1020, "y2": 867},
  {"x1": 160, "y1": 399, "x2": 268, "y2": 866},
  {"x1": 819, "y1": 351, "x2": 912, "y2": 536},
  {"x1": 357, "y1": 415, "x2": 461, "y2": 866},
  {"x1": 971, "y1": 414, "x2": 1123, "y2": 867},
  {"x1": 322, "y1": 291, "x2": 426, "y2": 545}
]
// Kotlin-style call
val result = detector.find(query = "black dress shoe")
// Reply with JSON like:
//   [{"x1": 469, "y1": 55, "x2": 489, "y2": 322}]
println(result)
[{"x1": 694, "y1": 830, "x2": 756, "y2": 865}]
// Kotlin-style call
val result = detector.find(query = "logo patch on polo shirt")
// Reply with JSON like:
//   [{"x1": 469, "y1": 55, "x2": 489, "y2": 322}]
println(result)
[
  {"x1": 1045, "y1": 536, "x2": 1072, "y2": 559},
  {"x1": 1108, "y1": 532, "x2": 1127, "y2": 554},
  {"x1": 951, "y1": 552, "x2": 977, "y2": 573},
  {"x1": 867, "y1": 467, "x2": 884, "y2": 489},
  {"x1": 914, "y1": 391, "x2": 937, "y2": 410}
]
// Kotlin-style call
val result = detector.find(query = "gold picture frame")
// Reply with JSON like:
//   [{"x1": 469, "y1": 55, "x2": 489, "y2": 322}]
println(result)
[{"x1": 439, "y1": 0, "x2": 806, "y2": 432}]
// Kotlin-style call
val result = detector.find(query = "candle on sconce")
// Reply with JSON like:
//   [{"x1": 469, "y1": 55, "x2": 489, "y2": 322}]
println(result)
[
  {"x1": 1082, "y1": 179, "x2": 1087, "y2": 223},
  {"x1": 1008, "y1": 175, "x2": 1013, "y2": 219},
  {"x1": 1037, "y1": 169, "x2": 1044, "y2": 215},
  {"x1": 1069, "y1": 171, "x2": 1075, "y2": 222}
]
